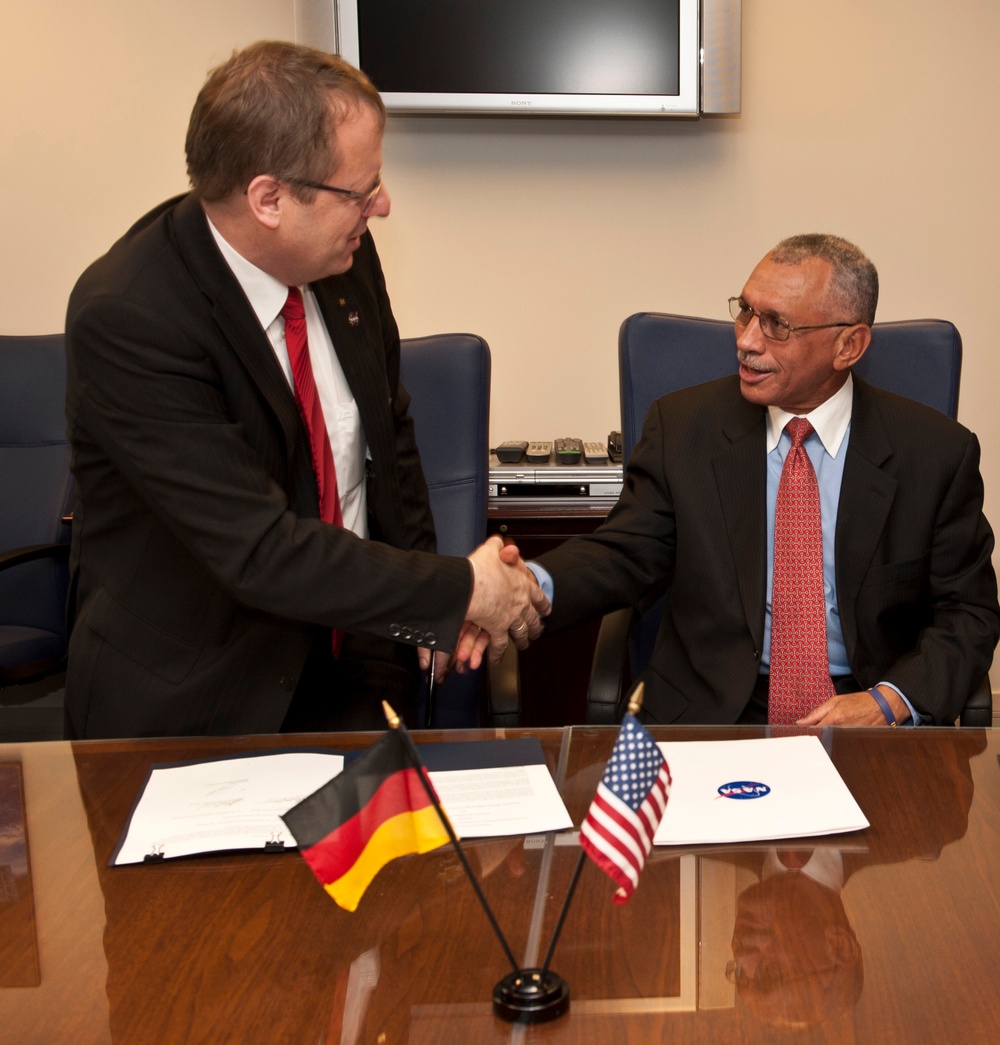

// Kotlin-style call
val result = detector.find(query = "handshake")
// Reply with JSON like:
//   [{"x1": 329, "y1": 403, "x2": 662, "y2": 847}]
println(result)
[{"x1": 418, "y1": 535, "x2": 551, "y2": 680}]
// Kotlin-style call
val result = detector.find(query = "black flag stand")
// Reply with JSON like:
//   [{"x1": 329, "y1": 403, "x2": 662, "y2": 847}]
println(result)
[
  {"x1": 383, "y1": 679, "x2": 646, "y2": 1023},
  {"x1": 494, "y1": 679, "x2": 648, "y2": 1021},
  {"x1": 486, "y1": 858, "x2": 585, "y2": 1024},
  {"x1": 382, "y1": 700, "x2": 571, "y2": 1024}
]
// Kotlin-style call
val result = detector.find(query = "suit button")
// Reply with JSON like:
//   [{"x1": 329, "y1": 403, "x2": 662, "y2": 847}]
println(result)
[
  {"x1": 279, "y1": 674, "x2": 296, "y2": 691},
  {"x1": 412, "y1": 629, "x2": 424, "y2": 644},
  {"x1": 389, "y1": 624, "x2": 401, "y2": 637},
  {"x1": 401, "y1": 626, "x2": 413, "y2": 641},
  {"x1": 425, "y1": 633, "x2": 437, "y2": 647}
]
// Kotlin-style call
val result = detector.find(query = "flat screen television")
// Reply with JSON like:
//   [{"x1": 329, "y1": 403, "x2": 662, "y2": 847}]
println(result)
[{"x1": 335, "y1": 0, "x2": 720, "y2": 116}]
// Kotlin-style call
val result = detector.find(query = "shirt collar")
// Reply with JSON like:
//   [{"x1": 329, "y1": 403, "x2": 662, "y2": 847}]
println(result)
[
  {"x1": 766, "y1": 373, "x2": 854, "y2": 457},
  {"x1": 205, "y1": 214, "x2": 292, "y2": 331},
  {"x1": 762, "y1": 847, "x2": 845, "y2": 892}
]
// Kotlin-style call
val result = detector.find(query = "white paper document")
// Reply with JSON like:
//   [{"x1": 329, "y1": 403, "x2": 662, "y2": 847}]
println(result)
[
  {"x1": 653, "y1": 735, "x2": 869, "y2": 846},
  {"x1": 112, "y1": 750, "x2": 345, "y2": 865},
  {"x1": 111, "y1": 740, "x2": 571, "y2": 866},
  {"x1": 430, "y1": 763, "x2": 572, "y2": 838}
]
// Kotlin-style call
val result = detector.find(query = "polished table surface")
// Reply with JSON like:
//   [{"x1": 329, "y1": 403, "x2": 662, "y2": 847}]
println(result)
[{"x1": 2, "y1": 725, "x2": 998, "y2": 1044}]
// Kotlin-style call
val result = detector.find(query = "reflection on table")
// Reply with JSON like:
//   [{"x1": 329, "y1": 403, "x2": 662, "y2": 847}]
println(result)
[{"x1": 1, "y1": 725, "x2": 998, "y2": 1043}]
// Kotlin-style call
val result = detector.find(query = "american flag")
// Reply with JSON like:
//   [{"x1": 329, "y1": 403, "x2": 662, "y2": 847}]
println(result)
[{"x1": 579, "y1": 713, "x2": 672, "y2": 904}]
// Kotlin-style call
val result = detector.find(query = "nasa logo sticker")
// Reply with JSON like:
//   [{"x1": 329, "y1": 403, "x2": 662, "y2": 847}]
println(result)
[{"x1": 718, "y1": 780, "x2": 771, "y2": 800}]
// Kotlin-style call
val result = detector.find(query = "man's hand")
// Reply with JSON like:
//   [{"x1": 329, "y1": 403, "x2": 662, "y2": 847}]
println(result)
[
  {"x1": 451, "y1": 621, "x2": 491, "y2": 674},
  {"x1": 417, "y1": 647, "x2": 455, "y2": 684},
  {"x1": 498, "y1": 541, "x2": 551, "y2": 618},
  {"x1": 460, "y1": 536, "x2": 551, "y2": 668},
  {"x1": 796, "y1": 686, "x2": 911, "y2": 727}
]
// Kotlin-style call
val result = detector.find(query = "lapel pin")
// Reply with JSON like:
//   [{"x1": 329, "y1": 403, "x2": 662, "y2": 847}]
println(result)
[
  {"x1": 348, "y1": 311, "x2": 360, "y2": 326},
  {"x1": 338, "y1": 298, "x2": 346, "y2": 306}
]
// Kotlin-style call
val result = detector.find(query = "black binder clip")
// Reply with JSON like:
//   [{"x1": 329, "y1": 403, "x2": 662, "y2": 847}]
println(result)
[{"x1": 143, "y1": 845, "x2": 165, "y2": 863}]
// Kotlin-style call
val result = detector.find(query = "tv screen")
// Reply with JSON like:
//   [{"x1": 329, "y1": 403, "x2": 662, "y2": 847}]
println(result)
[{"x1": 336, "y1": 0, "x2": 701, "y2": 115}]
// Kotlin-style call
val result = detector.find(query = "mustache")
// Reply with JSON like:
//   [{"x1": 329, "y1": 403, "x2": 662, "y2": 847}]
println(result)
[{"x1": 737, "y1": 352, "x2": 772, "y2": 374}]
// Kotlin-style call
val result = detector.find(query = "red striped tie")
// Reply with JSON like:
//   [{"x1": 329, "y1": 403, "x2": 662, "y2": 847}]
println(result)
[
  {"x1": 282, "y1": 287, "x2": 343, "y2": 655},
  {"x1": 768, "y1": 418, "x2": 834, "y2": 724}
]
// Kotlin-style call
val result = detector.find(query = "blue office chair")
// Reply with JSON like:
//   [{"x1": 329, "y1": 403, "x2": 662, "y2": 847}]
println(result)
[
  {"x1": 1, "y1": 334, "x2": 75, "y2": 737},
  {"x1": 588, "y1": 312, "x2": 991, "y2": 727},
  {"x1": 400, "y1": 333, "x2": 492, "y2": 727}
]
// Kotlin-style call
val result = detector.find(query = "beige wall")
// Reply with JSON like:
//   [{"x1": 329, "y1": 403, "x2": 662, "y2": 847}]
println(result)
[
  {"x1": 3, "y1": 2, "x2": 999, "y2": 679},
  {"x1": 0, "y1": 1, "x2": 292, "y2": 329}
]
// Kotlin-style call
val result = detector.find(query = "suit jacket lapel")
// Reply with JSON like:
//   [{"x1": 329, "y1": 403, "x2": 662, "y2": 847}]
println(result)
[
  {"x1": 713, "y1": 390, "x2": 768, "y2": 650},
  {"x1": 169, "y1": 195, "x2": 303, "y2": 456},
  {"x1": 836, "y1": 377, "x2": 897, "y2": 652}
]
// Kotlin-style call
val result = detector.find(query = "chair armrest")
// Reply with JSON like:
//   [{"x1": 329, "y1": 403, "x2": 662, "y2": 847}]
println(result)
[
  {"x1": 486, "y1": 642, "x2": 522, "y2": 727},
  {"x1": 586, "y1": 607, "x2": 633, "y2": 724},
  {"x1": 959, "y1": 676, "x2": 993, "y2": 728},
  {"x1": 0, "y1": 542, "x2": 70, "y2": 572}
]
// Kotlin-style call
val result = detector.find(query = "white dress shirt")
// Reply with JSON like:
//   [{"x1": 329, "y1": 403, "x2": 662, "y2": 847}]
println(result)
[{"x1": 207, "y1": 218, "x2": 369, "y2": 537}]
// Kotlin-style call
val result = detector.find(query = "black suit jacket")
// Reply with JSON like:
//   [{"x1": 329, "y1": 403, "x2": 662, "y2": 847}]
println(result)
[
  {"x1": 65, "y1": 194, "x2": 470, "y2": 737},
  {"x1": 539, "y1": 375, "x2": 999, "y2": 724}
]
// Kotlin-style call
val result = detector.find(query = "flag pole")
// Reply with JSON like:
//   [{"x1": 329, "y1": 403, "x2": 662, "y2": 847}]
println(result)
[
  {"x1": 538, "y1": 681, "x2": 647, "y2": 976},
  {"x1": 383, "y1": 699, "x2": 571, "y2": 1024},
  {"x1": 539, "y1": 850, "x2": 586, "y2": 976},
  {"x1": 381, "y1": 701, "x2": 520, "y2": 976}
]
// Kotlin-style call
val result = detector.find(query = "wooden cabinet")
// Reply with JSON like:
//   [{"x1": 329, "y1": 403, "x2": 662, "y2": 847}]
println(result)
[{"x1": 488, "y1": 502, "x2": 611, "y2": 726}]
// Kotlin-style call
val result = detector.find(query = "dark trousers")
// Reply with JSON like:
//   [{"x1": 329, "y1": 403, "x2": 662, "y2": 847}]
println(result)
[
  {"x1": 738, "y1": 673, "x2": 861, "y2": 725},
  {"x1": 280, "y1": 631, "x2": 420, "y2": 733}
]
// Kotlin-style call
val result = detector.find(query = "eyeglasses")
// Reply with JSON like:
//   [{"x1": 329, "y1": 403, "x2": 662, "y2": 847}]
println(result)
[
  {"x1": 289, "y1": 177, "x2": 383, "y2": 215},
  {"x1": 728, "y1": 297, "x2": 857, "y2": 343}
]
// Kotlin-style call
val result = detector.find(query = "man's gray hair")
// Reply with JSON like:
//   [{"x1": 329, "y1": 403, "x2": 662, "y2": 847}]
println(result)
[{"x1": 770, "y1": 234, "x2": 879, "y2": 326}]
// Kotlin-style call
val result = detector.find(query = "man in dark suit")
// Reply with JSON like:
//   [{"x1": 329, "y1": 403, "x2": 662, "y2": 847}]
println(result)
[
  {"x1": 64, "y1": 41, "x2": 545, "y2": 739},
  {"x1": 532, "y1": 235, "x2": 999, "y2": 725}
]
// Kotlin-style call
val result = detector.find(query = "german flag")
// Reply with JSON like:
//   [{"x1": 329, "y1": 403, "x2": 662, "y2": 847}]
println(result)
[{"x1": 281, "y1": 729, "x2": 451, "y2": 912}]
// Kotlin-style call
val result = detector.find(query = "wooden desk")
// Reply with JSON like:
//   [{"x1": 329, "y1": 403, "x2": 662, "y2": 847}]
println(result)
[{"x1": 2, "y1": 727, "x2": 999, "y2": 1043}]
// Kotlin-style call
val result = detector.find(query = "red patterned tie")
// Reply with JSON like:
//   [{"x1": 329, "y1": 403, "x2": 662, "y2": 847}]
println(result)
[
  {"x1": 282, "y1": 287, "x2": 343, "y2": 655},
  {"x1": 768, "y1": 418, "x2": 834, "y2": 724}
]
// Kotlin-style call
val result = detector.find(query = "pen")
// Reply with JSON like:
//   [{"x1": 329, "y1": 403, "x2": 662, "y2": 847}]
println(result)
[{"x1": 424, "y1": 652, "x2": 436, "y2": 728}]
